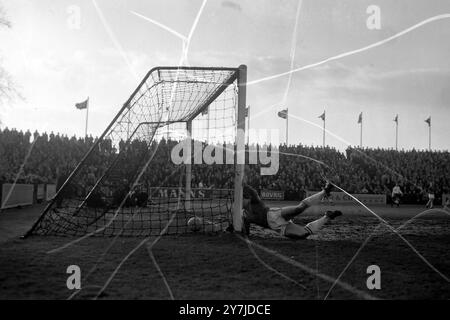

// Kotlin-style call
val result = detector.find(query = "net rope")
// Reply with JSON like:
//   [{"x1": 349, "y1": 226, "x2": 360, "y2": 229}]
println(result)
[{"x1": 28, "y1": 67, "x2": 239, "y2": 236}]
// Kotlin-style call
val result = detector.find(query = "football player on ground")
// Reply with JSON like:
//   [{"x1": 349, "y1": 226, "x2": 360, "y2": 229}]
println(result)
[{"x1": 240, "y1": 182, "x2": 342, "y2": 239}]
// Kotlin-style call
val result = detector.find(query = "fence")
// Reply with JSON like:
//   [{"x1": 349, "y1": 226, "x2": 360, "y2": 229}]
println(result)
[
  {"x1": 0, "y1": 183, "x2": 56, "y2": 210},
  {"x1": 306, "y1": 190, "x2": 386, "y2": 205}
]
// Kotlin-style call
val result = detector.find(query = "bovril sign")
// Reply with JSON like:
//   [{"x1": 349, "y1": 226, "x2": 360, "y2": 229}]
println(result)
[{"x1": 260, "y1": 189, "x2": 285, "y2": 200}]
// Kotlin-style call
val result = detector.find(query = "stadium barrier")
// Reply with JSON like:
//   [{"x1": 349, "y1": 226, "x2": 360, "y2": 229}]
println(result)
[
  {"x1": 37, "y1": 184, "x2": 45, "y2": 202},
  {"x1": 0, "y1": 183, "x2": 58, "y2": 210},
  {"x1": 46, "y1": 184, "x2": 56, "y2": 201},
  {"x1": 1, "y1": 183, "x2": 34, "y2": 209},
  {"x1": 260, "y1": 189, "x2": 285, "y2": 200},
  {"x1": 306, "y1": 190, "x2": 386, "y2": 205},
  {"x1": 148, "y1": 187, "x2": 232, "y2": 199}
]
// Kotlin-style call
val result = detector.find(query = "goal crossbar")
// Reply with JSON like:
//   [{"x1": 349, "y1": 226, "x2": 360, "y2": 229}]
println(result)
[{"x1": 24, "y1": 65, "x2": 247, "y2": 237}]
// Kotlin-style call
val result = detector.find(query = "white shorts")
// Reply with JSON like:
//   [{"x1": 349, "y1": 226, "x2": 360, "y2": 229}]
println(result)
[
  {"x1": 267, "y1": 207, "x2": 291, "y2": 236},
  {"x1": 428, "y1": 194, "x2": 435, "y2": 200}
]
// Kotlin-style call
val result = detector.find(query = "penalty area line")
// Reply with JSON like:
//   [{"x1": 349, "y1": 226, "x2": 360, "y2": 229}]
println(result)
[
  {"x1": 244, "y1": 236, "x2": 307, "y2": 290},
  {"x1": 236, "y1": 234, "x2": 378, "y2": 300}
]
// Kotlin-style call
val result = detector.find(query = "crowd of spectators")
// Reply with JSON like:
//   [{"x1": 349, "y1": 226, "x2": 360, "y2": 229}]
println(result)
[{"x1": 1, "y1": 128, "x2": 449, "y2": 203}]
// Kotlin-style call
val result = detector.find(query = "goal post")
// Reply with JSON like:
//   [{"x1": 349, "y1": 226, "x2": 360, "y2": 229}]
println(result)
[
  {"x1": 24, "y1": 65, "x2": 247, "y2": 237},
  {"x1": 233, "y1": 64, "x2": 247, "y2": 232},
  {"x1": 185, "y1": 120, "x2": 192, "y2": 211}
]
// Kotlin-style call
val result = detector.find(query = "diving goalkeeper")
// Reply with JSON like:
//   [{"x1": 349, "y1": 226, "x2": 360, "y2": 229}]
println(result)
[{"x1": 240, "y1": 182, "x2": 342, "y2": 239}]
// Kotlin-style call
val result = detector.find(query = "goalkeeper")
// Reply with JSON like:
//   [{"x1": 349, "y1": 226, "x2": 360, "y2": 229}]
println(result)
[{"x1": 240, "y1": 182, "x2": 342, "y2": 239}]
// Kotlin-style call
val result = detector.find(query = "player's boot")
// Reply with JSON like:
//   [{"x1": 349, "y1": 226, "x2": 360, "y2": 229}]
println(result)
[
  {"x1": 325, "y1": 210, "x2": 342, "y2": 220},
  {"x1": 323, "y1": 181, "x2": 334, "y2": 197}
]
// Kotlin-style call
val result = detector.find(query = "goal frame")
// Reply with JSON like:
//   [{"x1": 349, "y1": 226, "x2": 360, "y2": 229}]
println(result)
[{"x1": 24, "y1": 65, "x2": 247, "y2": 237}]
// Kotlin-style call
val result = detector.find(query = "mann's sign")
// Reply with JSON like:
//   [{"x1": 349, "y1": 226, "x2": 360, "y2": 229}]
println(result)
[
  {"x1": 148, "y1": 188, "x2": 231, "y2": 199},
  {"x1": 306, "y1": 191, "x2": 386, "y2": 205},
  {"x1": 260, "y1": 189, "x2": 285, "y2": 201}
]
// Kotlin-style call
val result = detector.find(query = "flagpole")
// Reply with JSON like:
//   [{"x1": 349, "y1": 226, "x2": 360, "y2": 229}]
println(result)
[
  {"x1": 323, "y1": 110, "x2": 325, "y2": 147},
  {"x1": 286, "y1": 109, "x2": 289, "y2": 146},
  {"x1": 360, "y1": 117, "x2": 363, "y2": 148},
  {"x1": 85, "y1": 97, "x2": 89, "y2": 137},
  {"x1": 395, "y1": 118, "x2": 398, "y2": 151},
  {"x1": 429, "y1": 122, "x2": 431, "y2": 151}
]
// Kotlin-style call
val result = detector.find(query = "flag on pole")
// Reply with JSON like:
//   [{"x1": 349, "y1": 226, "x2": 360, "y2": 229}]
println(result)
[
  {"x1": 278, "y1": 109, "x2": 288, "y2": 119},
  {"x1": 75, "y1": 97, "x2": 90, "y2": 137},
  {"x1": 318, "y1": 111, "x2": 325, "y2": 121},
  {"x1": 394, "y1": 114, "x2": 398, "y2": 123},
  {"x1": 425, "y1": 116, "x2": 431, "y2": 126},
  {"x1": 75, "y1": 97, "x2": 89, "y2": 110},
  {"x1": 357, "y1": 112, "x2": 362, "y2": 124}
]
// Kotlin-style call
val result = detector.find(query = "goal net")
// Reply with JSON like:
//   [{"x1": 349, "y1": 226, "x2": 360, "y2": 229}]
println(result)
[{"x1": 25, "y1": 66, "x2": 247, "y2": 237}]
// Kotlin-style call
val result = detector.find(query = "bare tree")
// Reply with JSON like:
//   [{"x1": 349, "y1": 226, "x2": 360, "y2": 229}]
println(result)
[
  {"x1": 0, "y1": 5, "x2": 10, "y2": 28},
  {"x1": 0, "y1": 65, "x2": 16, "y2": 102}
]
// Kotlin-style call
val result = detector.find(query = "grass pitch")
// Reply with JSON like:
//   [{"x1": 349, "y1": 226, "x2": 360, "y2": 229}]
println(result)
[{"x1": 0, "y1": 203, "x2": 448, "y2": 299}]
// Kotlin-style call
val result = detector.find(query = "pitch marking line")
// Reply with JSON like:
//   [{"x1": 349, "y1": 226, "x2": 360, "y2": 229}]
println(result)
[
  {"x1": 49, "y1": 0, "x2": 206, "y2": 253},
  {"x1": 93, "y1": 207, "x2": 179, "y2": 300},
  {"x1": 236, "y1": 234, "x2": 378, "y2": 300},
  {"x1": 324, "y1": 208, "x2": 450, "y2": 299},
  {"x1": 90, "y1": 2, "x2": 208, "y2": 299},
  {"x1": 323, "y1": 223, "x2": 384, "y2": 300},
  {"x1": 65, "y1": 164, "x2": 184, "y2": 300},
  {"x1": 147, "y1": 248, "x2": 175, "y2": 300},
  {"x1": 332, "y1": 183, "x2": 450, "y2": 283},
  {"x1": 47, "y1": 140, "x2": 162, "y2": 254},
  {"x1": 244, "y1": 236, "x2": 307, "y2": 290}
]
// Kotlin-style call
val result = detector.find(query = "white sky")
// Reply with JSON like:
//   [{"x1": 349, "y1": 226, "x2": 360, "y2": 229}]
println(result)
[{"x1": 0, "y1": 0, "x2": 449, "y2": 152}]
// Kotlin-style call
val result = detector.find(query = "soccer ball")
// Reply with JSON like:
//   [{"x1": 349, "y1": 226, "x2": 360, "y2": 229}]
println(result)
[{"x1": 187, "y1": 216, "x2": 203, "y2": 232}]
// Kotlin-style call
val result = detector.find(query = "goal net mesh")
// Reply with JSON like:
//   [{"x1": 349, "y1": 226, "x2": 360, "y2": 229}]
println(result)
[{"x1": 26, "y1": 67, "x2": 241, "y2": 237}]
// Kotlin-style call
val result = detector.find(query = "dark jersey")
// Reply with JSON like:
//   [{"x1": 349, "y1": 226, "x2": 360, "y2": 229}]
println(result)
[{"x1": 243, "y1": 184, "x2": 270, "y2": 230}]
